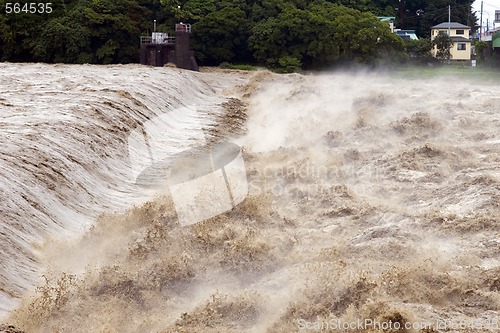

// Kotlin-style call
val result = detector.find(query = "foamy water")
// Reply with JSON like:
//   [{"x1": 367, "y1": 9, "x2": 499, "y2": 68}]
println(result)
[
  {"x1": 0, "y1": 63, "x2": 248, "y2": 321},
  {"x1": 0, "y1": 65, "x2": 498, "y2": 332}
]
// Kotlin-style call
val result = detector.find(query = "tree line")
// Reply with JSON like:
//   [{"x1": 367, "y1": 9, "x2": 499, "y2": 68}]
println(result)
[{"x1": 0, "y1": 0, "x2": 477, "y2": 69}]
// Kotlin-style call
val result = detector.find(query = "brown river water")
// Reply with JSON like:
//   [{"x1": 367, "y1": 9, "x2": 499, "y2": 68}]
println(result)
[{"x1": 0, "y1": 63, "x2": 498, "y2": 332}]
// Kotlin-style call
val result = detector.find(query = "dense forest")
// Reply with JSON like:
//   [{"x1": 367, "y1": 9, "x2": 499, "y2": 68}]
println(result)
[{"x1": 0, "y1": 0, "x2": 477, "y2": 69}]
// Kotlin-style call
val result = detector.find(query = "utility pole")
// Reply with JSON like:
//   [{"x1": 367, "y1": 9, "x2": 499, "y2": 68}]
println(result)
[
  {"x1": 448, "y1": 5, "x2": 451, "y2": 36},
  {"x1": 448, "y1": 5, "x2": 451, "y2": 64},
  {"x1": 480, "y1": 1, "x2": 483, "y2": 41}
]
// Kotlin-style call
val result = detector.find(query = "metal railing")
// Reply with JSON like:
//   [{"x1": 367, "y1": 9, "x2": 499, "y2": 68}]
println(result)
[
  {"x1": 140, "y1": 36, "x2": 176, "y2": 45},
  {"x1": 176, "y1": 23, "x2": 191, "y2": 32}
]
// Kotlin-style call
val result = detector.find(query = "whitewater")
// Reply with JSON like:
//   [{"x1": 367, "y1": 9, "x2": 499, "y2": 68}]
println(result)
[{"x1": 0, "y1": 63, "x2": 498, "y2": 332}]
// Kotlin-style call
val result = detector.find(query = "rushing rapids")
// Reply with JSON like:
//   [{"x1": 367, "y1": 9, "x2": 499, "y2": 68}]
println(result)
[{"x1": 0, "y1": 63, "x2": 498, "y2": 332}]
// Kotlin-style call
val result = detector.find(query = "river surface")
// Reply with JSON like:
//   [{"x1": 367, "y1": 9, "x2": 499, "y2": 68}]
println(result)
[{"x1": 0, "y1": 64, "x2": 498, "y2": 332}]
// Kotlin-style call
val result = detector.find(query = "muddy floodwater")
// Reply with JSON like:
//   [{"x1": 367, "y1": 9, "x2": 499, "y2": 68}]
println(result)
[{"x1": 0, "y1": 63, "x2": 499, "y2": 332}]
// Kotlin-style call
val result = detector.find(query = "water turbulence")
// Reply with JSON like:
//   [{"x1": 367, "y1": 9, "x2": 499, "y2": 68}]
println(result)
[
  {"x1": 0, "y1": 63, "x2": 246, "y2": 324},
  {"x1": 0, "y1": 64, "x2": 499, "y2": 333},
  {"x1": 129, "y1": 112, "x2": 248, "y2": 226}
]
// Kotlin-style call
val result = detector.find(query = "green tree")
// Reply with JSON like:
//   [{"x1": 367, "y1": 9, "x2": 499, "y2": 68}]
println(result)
[
  {"x1": 182, "y1": 0, "x2": 216, "y2": 21},
  {"x1": 192, "y1": 6, "x2": 250, "y2": 65},
  {"x1": 473, "y1": 40, "x2": 486, "y2": 60},
  {"x1": 1, "y1": 0, "x2": 160, "y2": 63},
  {"x1": 0, "y1": 0, "x2": 48, "y2": 61},
  {"x1": 81, "y1": 0, "x2": 146, "y2": 63},
  {"x1": 392, "y1": 0, "x2": 476, "y2": 37},
  {"x1": 246, "y1": 0, "x2": 289, "y2": 22},
  {"x1": 32, "y1": 15, "x2": 93, "y2": 63},
  {"x1": 404, "y1": 38, "x2": 432, "y2": 61},
  {"x1": 0, "y1": 0, "x2": 478, "y2": 66},
  {"x1": 330, "y1": 0, "x2": 394, "y2": 16},
  {"x1": 0, "y1": 11, "x2": 10, "y2": 61},
  {"x1": 432, "y1": 32, "x2": 453, "y2": 61},
  {"x1": 249, "y1": 2, "x2": 405, "y2": 69}
]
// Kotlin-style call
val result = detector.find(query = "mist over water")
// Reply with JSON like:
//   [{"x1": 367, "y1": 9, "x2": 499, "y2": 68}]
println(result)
[{"x1": 0, "y1": 64, "x2": 498, "y2": 332}]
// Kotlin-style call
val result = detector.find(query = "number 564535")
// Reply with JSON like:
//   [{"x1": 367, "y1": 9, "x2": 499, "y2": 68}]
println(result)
[{"x1": 5, "y1": 3, "x2": 53, "y2": 14}]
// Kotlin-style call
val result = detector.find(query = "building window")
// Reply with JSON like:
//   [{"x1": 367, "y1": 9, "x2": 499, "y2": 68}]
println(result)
[
  {"x1": 456, "y1": 29, "x2": 464, "y2": 35},
  {"x1": 457, "y1": 43, "x2": 467, "y2": 50}
]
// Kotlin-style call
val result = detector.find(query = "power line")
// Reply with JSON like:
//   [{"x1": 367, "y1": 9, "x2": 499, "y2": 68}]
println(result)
[
  {"x1": 396, "y1": 3, "x2": 475, "y2": 26},
  {"x1": 480, "y1": 1, "x2": 499, "y2": 10},
  {"x1": 400, "y1": 3, "x2": 474, "y2": 24}
]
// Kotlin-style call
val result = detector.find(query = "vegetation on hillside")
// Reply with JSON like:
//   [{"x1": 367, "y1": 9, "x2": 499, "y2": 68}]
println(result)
[{"x1": 0, "y1": 0, "x2": 478, "y2": 69}]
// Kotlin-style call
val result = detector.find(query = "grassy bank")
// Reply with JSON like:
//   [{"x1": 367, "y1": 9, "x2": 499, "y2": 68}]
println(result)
[{"x1": 392, "y1": 64, "x2": 500, "y2": 82}]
